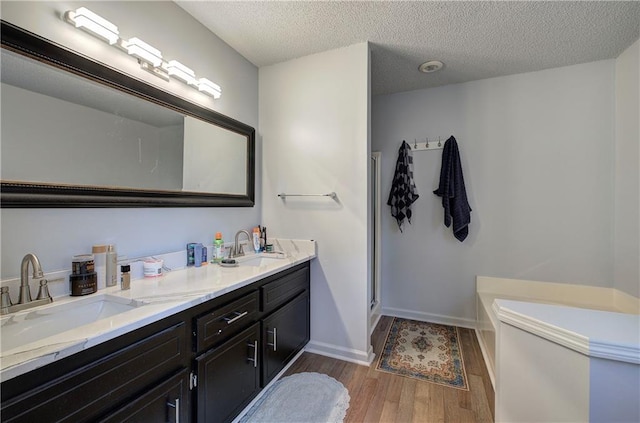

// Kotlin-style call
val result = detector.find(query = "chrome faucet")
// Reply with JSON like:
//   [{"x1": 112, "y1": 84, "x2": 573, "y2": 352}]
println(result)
[
  {"x1": 19, "y1": 253, "x2": 44, "y2": 304},
  {"x1": 1, "y1": 253, "x2": 53, "y2": 315},
  {"x1": 230, "y1": 230, "x2": 252, "y2": 258}
]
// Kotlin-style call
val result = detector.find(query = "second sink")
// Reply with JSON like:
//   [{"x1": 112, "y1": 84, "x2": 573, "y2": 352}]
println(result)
[
  {"x1": 237, "y1": 253, "x2": 286, "y2": 267},
  {"x1": 1, "y1": 294, "x2": 147, "y2": 353}
]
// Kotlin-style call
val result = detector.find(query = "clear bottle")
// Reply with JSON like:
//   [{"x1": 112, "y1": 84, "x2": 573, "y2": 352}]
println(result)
[
  {"x1": 106, "y1": 245, "x2": 117, "y2": 287},
  {"x1": 212, "y1": 232, "x2": 224, "y2": 263},
  {"x1": 252, "y1": 227, "x2": 261, "y2": 253}
]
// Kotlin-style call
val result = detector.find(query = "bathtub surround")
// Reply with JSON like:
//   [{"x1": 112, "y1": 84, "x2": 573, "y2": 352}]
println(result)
[
  {"x1": 477, "y1": 276, "x2": 639, "y2": 421},
  {"x1": 477, "y1": 276, "x2": 639, "y2": 384},
  {"x1": 493, "y1": 299, "x2": 639, "y2": 422}
]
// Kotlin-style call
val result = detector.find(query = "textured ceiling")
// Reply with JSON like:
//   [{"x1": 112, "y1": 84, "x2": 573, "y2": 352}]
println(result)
[{"x1": 175, "y1": 1, "x2": 640, "y2": 96}]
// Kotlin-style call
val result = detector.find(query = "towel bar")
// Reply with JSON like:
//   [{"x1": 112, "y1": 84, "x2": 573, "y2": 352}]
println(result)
[{"x1": 278, "y1": 192, "x2": 337, "y2": 200}]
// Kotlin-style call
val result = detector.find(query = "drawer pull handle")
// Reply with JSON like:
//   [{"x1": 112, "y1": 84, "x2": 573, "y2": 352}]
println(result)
[
  {"x1": 267, "y1": 327, "x2": 277, "y2": 351},
  {"x1": 167, "y1": 398, "x2": 180, "y2": 423},
  {"x1": 223, "y1": 311, "x2": 248, "y2": 325},
  {"x1": 247, "y1": 340, "x2": 258, "y2": 368}
]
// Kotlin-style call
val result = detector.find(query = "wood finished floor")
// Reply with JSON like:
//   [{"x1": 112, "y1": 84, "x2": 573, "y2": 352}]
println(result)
[{"x1": 284, "y1": 316, "x2": 495, "y2": 423}]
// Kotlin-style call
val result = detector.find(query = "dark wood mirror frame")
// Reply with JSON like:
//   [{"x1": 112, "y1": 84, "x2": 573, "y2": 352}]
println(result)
[{"x1": 0, "y1": 21, "x2": 255, "y2": 208}]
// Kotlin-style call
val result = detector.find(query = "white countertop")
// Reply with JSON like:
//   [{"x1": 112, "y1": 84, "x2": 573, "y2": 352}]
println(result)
[
  {"x1": 493, "y1": 299, "x2": 640, "y2": 364},
  {"x1": 0, "y1": 239, "x2": 316, "y2": 382}
]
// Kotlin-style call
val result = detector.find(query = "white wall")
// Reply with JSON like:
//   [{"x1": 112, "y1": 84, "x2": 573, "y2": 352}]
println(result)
[
  {"x1": 0, "y1": 2, "x2": 259, "y2": 278},
  {"x1": 260, "y1": 43, "x2": 372, "y2": 363},
  {"x1": 373, "y1": 60, "x2": 615, "y2": 325},
  {"x1": 614, "y1": 40, "x2": 640, "y2": 298}
]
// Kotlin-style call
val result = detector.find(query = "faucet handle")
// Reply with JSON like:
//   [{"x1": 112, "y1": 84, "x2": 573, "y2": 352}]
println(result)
[
  {"x1": 36, "y1": 279, "x2": 53, "y2": 302},
  {"x1": 1, "y1": 287, "x2": 12, "y2": 313}
]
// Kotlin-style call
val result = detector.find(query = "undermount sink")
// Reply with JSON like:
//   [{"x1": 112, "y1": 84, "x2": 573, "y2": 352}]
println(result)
[
  {"x1": 1, "y1": 294, "x2": 147, "y2": 352},
  {"x1": 237, "y1": 254, "x2": 286, "y2": 267}
]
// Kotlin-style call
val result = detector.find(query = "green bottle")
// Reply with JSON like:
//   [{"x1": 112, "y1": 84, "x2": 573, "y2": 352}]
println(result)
[{"x1": 212, "y1": 232, "x2": 224, "y2": 263}]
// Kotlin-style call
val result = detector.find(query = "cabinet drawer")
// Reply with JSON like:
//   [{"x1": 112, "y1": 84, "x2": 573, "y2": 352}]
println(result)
[
  {"x1": 98, "y1": 369, "x2": 189, "y2": 423},
  {"x1": 261, "y1": 266, "x2": 309, "y2": 314},
  {"x1": 1, "y1": 322, "x2": 186, "y2": 423},
  {"x1": 196, "y1": 290, "x2": 259, "y2": 352}
]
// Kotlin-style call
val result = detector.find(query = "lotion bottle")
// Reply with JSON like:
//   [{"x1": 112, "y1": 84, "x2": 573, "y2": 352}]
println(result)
[
  {"x1": 105, "y1": 245, "x2": 117, "y2": 287},
  {"x1": 252, "y1": 227, "x2": 261, "y2": 253}
]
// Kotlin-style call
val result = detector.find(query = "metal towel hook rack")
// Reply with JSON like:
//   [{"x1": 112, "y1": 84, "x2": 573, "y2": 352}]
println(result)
[{"x1": 407, "y1": 135, "x2": 452, "y2": 152}]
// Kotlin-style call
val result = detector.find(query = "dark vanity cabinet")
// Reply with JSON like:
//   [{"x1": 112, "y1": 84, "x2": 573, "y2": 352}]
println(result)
[
  {"x1": 0, "y1": 261, "x2": 310, "y2": 423},
  {"x1": 0, "y1": 319, "x2": 190, "y2": 422},
  {"x1": 260, "y1": 266, "x2": 310, "y2": 385},
  {"x1": 192, "y1": 262, "x2": 310, "y2": 423}
]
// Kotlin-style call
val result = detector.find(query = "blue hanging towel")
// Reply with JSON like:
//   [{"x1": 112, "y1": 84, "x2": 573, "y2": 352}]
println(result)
[
  {"x1": 433, "y1": 136, "x2": 472, "y2": 242},
  {"x1": 387, "y1": 141, "x2": 419, "y2": 232}
]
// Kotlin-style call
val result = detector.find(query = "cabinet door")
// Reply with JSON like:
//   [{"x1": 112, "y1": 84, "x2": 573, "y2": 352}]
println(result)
[
  {"x1": 196, "y1": 322, "x2": 260, "y2": 423},
  {"x1": 98, "y1": 369, "x2": 189, "y2": 423},
  {"x1": 1, "y1": 322, "x2": 187, "y2": 423},
  {"x1": 262, "y1": 291, "x2": 310, "y2": 385}
]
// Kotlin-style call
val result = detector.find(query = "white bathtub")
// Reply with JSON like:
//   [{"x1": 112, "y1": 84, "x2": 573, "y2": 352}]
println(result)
[
  {"x1": 476, "y1": 276, "x2": 639, "y2": 386},
  {"x1": 476, "y1": 276, "x2": 639, "y2": 422}
]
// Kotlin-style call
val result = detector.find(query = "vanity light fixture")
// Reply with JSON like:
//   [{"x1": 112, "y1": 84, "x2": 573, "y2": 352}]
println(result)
[
  {"x1": 166, "y1": 60, "x2": 197, "y2": 85},
  {"x1": 198, "y1": 78, "x2": 222, "y2": 99},
  {"x1": 64, "y1": 7, "x2": 119, "y2": 45},
  {"x1": 125, "y1": 37, "x2": 163, "y2": 68},
  {"x1": 64, "y1": 6, "x2": 222, "y2": 99}
]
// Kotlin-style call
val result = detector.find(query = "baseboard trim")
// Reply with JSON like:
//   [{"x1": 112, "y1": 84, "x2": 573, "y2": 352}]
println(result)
[
  {"x1": 382, "y1": 306, "x2": 477, "y2": 329},
  {"x1": 305, "y1": 340, "x2": 374, "y2": 366},
  {"x1": 475, "y1": 328, "x2": 496, "y2": 389}
]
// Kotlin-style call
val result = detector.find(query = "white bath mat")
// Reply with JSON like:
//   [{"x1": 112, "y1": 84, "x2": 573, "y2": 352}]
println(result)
[{"x1": 239, "y1": 372, "x2": 350, "y2": 423}]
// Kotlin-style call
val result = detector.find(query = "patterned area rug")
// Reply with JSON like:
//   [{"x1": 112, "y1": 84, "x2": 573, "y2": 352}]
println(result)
[
  {"x1": 239, "y1": 372, "x2": 350, "y2": 422},
  {"x1": 376, "y1": 318, "x2": 469, "y2": 390}
]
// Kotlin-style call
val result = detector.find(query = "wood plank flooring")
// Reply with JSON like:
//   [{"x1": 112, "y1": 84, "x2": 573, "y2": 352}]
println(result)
[{"x1": 284, "y1": 316, "x2": 495, "y2": 422}]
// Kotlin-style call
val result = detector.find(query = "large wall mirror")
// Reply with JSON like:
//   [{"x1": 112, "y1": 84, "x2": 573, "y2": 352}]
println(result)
[{"x1": 0, "y1": 21, "x2": 255, "y2": 207}]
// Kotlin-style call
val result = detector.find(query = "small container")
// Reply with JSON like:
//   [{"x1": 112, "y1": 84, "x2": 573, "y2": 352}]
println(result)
[
  {"x1": 92, "y1": 245, "x2": 107, "y2": 290},
  {"x1": 72, "y1": 254, "x2": 94, "y2": 275},
  {"x1": 143, "y1": 259, "x2": 163, "y2": 278},
  {"x1": 194, "y1": 244, "x2": 203, "y2": 267},
  {"x1": 120, "y1": 264, "x2": 131, "y2": 290},
  {"x1": 187, "y1": 243, "x2": 196, "y2": 267},
  {"x1": 265, "y1": 244, "x2": 274, "y2": 253},
  {"x1": 201, "y1": 245, "x2": 208, "y2": 265},
  {"x1": 70, "y1": 273, "x2": 97, "y2": 296}
]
